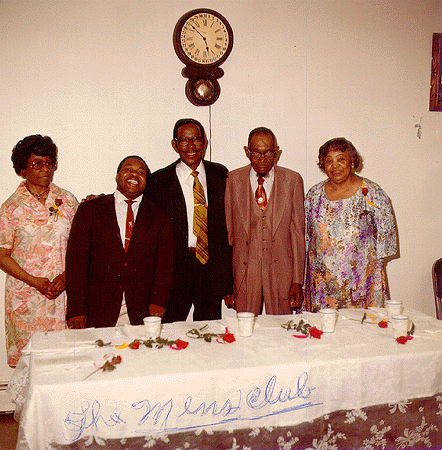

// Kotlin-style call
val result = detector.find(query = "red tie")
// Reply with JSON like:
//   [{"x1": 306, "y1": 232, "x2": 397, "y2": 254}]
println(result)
[
  {"x1": 124, "y1": 200, "x2": 135, "y2": 252},
  {"x1": 255, "y1": 176, "x2": 267, "y2": 211}
]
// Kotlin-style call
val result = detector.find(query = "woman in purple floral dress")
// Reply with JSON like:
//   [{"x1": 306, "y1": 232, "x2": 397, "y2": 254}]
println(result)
[
  {"x1": 304, "y1": 137, "x2": 397, "y2": 312},
  {"x1": 0, "y1": 135, "x2": 78, "y2": 366}
]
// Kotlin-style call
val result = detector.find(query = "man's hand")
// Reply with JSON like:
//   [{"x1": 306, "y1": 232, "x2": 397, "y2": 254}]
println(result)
[
  {"x1": 67, "y1": 315, "x2": 87, "y2": 329},
  {"x1": 81, "y1": 193, "x2": 105, "y2": 203},
  {"x1": 149, "y1": 304, "x2": 166, "y2": 318},
  {"x1": 224, "y1": 294, "x2": 236, "y2": 309},
  {"x1": 289, "y1": 283, "x2": 303, "y2": 309}
]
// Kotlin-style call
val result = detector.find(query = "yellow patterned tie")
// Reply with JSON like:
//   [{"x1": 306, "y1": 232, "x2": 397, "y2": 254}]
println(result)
[{"x1": 191, "y1": 170, "x2": 209, "y2": 264}]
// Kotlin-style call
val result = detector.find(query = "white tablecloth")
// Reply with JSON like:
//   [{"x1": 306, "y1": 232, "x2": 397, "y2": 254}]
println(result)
[{"x1": 9, "y1": 308, "x2": 442, "y2": 450}]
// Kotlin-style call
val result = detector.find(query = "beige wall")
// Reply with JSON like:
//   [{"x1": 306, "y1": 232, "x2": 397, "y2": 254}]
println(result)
[{"x1": 0, "y1": 0, "x2": 441, "y2": 383}]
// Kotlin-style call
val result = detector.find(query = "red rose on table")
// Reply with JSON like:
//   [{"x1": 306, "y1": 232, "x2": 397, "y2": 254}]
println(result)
[
  {"x1": 223, "y1": 332, "x2": 236, "y2": 343},
  {"x1": 309, "y1": 327, "x2": 323, "y2": 339},
  {"x1": 378, "y1": 320, "x2": 388, "y2": 328},
  {"x1": 130, "y1": 341, "x2": 140, "y2": 349},
  {"x1": 176, "y1": 339, "x2": 189, "y2": 349},
  {"x1": 396, "y1": 336, "x2": 413, "y2": 344}
]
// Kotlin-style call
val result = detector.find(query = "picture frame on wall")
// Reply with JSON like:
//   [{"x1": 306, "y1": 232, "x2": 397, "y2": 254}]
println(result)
[{"x1": 430, "y1": 33, "x2": 442, "y2": 111}]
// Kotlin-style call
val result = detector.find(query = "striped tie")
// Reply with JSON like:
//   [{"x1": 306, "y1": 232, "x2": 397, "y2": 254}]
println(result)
[{"x1": 191, "y1": 171, "x2": 209, "y2": 264}]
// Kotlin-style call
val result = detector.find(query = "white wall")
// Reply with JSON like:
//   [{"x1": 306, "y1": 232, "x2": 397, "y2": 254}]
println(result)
[{"x1": 0, "y1": 0, "x2": 441, "y2": 385}]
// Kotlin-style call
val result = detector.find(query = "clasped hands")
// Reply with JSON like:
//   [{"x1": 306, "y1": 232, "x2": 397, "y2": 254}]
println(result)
[{"x1": 34, "y1": 273, "x2": 66, "y2": 300}]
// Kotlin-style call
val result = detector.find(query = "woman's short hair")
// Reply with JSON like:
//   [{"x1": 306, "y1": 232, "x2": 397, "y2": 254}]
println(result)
[
  {"x1": 317, "y1": 137, "x2": 362, "y2": 173},
  {"x1": 11, "y1": 135, "x2": 58, "y2": 175}
]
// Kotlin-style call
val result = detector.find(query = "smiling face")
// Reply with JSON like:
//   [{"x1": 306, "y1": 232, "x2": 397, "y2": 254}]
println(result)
[
  {"x1": 323, "y1": 150, "x2": 353, "y2": 184},
  {"x1": 20, "y1": 153, "x2": 56, "y2": 190},
  {"x1": 172, "y1": 123, "x2": 206, "y2": 171},
  {"x1": 115, "y1": 157, "x2": 148, "y2": 199}
]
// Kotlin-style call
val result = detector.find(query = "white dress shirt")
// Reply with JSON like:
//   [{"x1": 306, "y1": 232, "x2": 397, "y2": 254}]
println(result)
[
  {"x1": 250, "y1": 165, "x2": 275, "y2": 199},
  {"x1": 114, "y1": 190, "x2": 143, "y2": 326},
  {"x1": 114, "y1": 189, "x2": 142, "y2": 247},
  {"x1": 176, "y1": 161, "x2": 208, "y2": 248}
]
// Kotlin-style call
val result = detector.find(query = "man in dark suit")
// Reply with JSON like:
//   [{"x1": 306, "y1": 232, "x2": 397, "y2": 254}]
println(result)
[
  {"x1": 65, "y1": 156, "x2": 175, "y2": 329},
  {"x1": 149, "y1": 118, "x2": 233, "y2": 322}
]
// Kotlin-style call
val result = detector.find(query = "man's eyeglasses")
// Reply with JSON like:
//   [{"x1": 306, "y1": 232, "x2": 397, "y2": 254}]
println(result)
[
  {"x1": 175, "y1": 136, "x2": 205, "y2": 147},
  {"x1": 29, "y1": 160, "x2": 55, "y2": 170},
  {"x1": 248, "y1": 149, "x2": 277, "y2": 161}
]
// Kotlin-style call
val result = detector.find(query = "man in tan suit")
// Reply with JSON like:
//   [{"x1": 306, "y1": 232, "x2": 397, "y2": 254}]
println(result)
[{"x1": 225, "y1": 127, "x2": 305, "y2": 315}]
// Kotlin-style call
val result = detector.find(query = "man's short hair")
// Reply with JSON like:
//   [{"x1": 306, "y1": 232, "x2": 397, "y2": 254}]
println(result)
[
  {"x1": 173, "y1": 119, "x2": 206, "y2": 140},
  {"x1": 116, "y1": 155, "x2": 151, "y2": 177}
]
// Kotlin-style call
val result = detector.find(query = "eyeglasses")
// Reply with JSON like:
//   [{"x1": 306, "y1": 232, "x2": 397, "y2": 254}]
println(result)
[
  {"x1": 248, "y1": 149, "x2": 277, "y2": 161},
  {"x1": 175, "y1": 136, "x2": 205, "y2": 147},
  {"x1": 29, "y1": 160, "x2": 55, "y2": 170}
]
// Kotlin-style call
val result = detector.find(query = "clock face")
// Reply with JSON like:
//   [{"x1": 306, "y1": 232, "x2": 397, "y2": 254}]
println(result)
[{"x1": 179, "y1": 11, "x2": 231, "y2": 66}]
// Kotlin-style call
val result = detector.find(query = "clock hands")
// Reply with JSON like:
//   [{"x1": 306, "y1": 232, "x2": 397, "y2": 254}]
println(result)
[{"x1": 190, "y1": 23, "x2": 210, "y2": 55}]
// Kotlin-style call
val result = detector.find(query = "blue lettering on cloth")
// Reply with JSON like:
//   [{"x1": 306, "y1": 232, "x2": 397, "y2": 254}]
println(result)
[{"x1": 62, "y1": 372, "x2": 321, "y2": 442}]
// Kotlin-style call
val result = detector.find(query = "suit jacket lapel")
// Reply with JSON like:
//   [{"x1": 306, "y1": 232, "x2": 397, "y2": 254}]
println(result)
[
  {"x1": 271, "y1": 166, "x2": 286, "y2": 237},
  {"x1": 102, "y1": 194, "x2": 126, "y2": 254},
  {"x1": 236, "y1": 166, "x2": 252, "y2": 239}
]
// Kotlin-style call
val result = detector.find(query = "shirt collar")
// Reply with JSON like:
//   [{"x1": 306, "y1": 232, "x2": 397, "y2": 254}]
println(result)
[
  {"x1": 176, "y1": 160, "x2": 206, "y2": 181},
  {"x1": 250, "y1": 165, "x2": 275, "y2": 181},
  {"x1": 114, "y1": 189, "x2": 143, "y2": 204}
]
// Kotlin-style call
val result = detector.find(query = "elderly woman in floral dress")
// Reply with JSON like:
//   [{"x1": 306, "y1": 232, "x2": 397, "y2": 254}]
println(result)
[
  {"x1": 304, "y1": 137, "x2": 398, "y2": 312},
  {"x1": 0, "y1": 135, "x2": 78, "y2": 366}
]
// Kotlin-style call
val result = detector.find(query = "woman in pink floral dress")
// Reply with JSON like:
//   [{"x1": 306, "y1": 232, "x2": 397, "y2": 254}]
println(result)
[{"x1": 0, "y1": 135, "x2": 78, "y2": 366}]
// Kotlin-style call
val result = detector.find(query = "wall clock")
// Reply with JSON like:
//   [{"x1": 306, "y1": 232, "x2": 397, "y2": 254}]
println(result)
[{"x1": 173, "y1": 9, "x2": 234, "y2": 106}]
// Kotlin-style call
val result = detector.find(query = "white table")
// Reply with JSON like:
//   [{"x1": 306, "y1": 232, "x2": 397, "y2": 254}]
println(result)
[{"x1": 9, "y1": 308, "x2": 442, "y2": 450}]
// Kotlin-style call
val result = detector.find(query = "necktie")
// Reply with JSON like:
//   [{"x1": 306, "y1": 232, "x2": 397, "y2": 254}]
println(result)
[
  {"x1": 191, "y1": 171, "x2": 209, "y2": 264},
  {"x1": 124, "y1": 200, "x2": 135, "y2": 252},
  {"x1": 255, "y1": 176, "x2": 267, "y2": 211}
]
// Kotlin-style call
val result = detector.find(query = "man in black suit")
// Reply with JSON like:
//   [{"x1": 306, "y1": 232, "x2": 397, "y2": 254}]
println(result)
[
  {"x1": 149, "y1": 119, "x2": 233, "y2": 322},
  {"x1": 65, "y1": 156, "x2": 175, "y2": 329}
]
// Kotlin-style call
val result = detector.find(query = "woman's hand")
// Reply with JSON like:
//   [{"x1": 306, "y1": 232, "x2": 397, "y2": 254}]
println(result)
[
  {"x1": 48, "y1": 273, "x2": 66, "y2": 298},
  {"x1": 32, "y1": 277, "x2": 58, "y2": 299}
]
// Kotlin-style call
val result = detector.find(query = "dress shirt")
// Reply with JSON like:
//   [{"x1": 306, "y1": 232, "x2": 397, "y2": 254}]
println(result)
[
  {"x1": 250, "y1": 166, "x2": 275, "y2": 200},
  {"x1": 176, "y1": 161, "x2": 208, "y2": 248},
  {"x1": 114, "y1": 190, "x2": 143, "y2": 326},
  {"x1": 114, "y1": 190, "x2": 142, "y2": 247}
]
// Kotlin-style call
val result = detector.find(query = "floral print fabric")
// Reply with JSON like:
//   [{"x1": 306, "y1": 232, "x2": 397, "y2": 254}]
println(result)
[
  {"x1": 0, "y1": 182, "x2": 78, "y2": 366},
  {"x1": 304, "y1": 178, "x2": 397, "y2": 311}
]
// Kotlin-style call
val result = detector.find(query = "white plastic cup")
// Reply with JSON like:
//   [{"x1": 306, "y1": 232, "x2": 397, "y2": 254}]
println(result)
[
  {"x1": 391, "y1": 314, "x2": 410, "y2": 338},
  {"x1": 385, "y1": 300, "x2": 403, "y2": 322},
  {"x1": 319, "y1": 308, "x2": 338, "y2": 333},
  {"x1": 143, "y1": 316, "x2": 162, "y2": 339},
  {"x1": 237, "y1": 312, "x2": 255, "y2": 337}
]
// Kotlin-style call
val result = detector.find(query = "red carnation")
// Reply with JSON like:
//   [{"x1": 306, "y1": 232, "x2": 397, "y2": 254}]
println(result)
[
  {"x1": 130, "y1": 341, "x2": 140, "y2": 349},
  {"x1": 378, "y1": 320, "x2": 388, "y2": 328},
  {"x1": 223, "y1": 332, "x2": 236, "y2": 343},
  {"x1": 396, "y1": 335, "x2": 413, "y2": 344},
  {"x1": 176, "y1": 339, "x2": 189, "y2": 349},
  {"x1": 308, "y1": 326, "x2": 323, "y2": 339}
]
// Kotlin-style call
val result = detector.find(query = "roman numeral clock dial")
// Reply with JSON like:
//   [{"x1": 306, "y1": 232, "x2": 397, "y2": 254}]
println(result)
[{"x1": 173, "y1": 9, "x2": 234, "y2": 106}]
